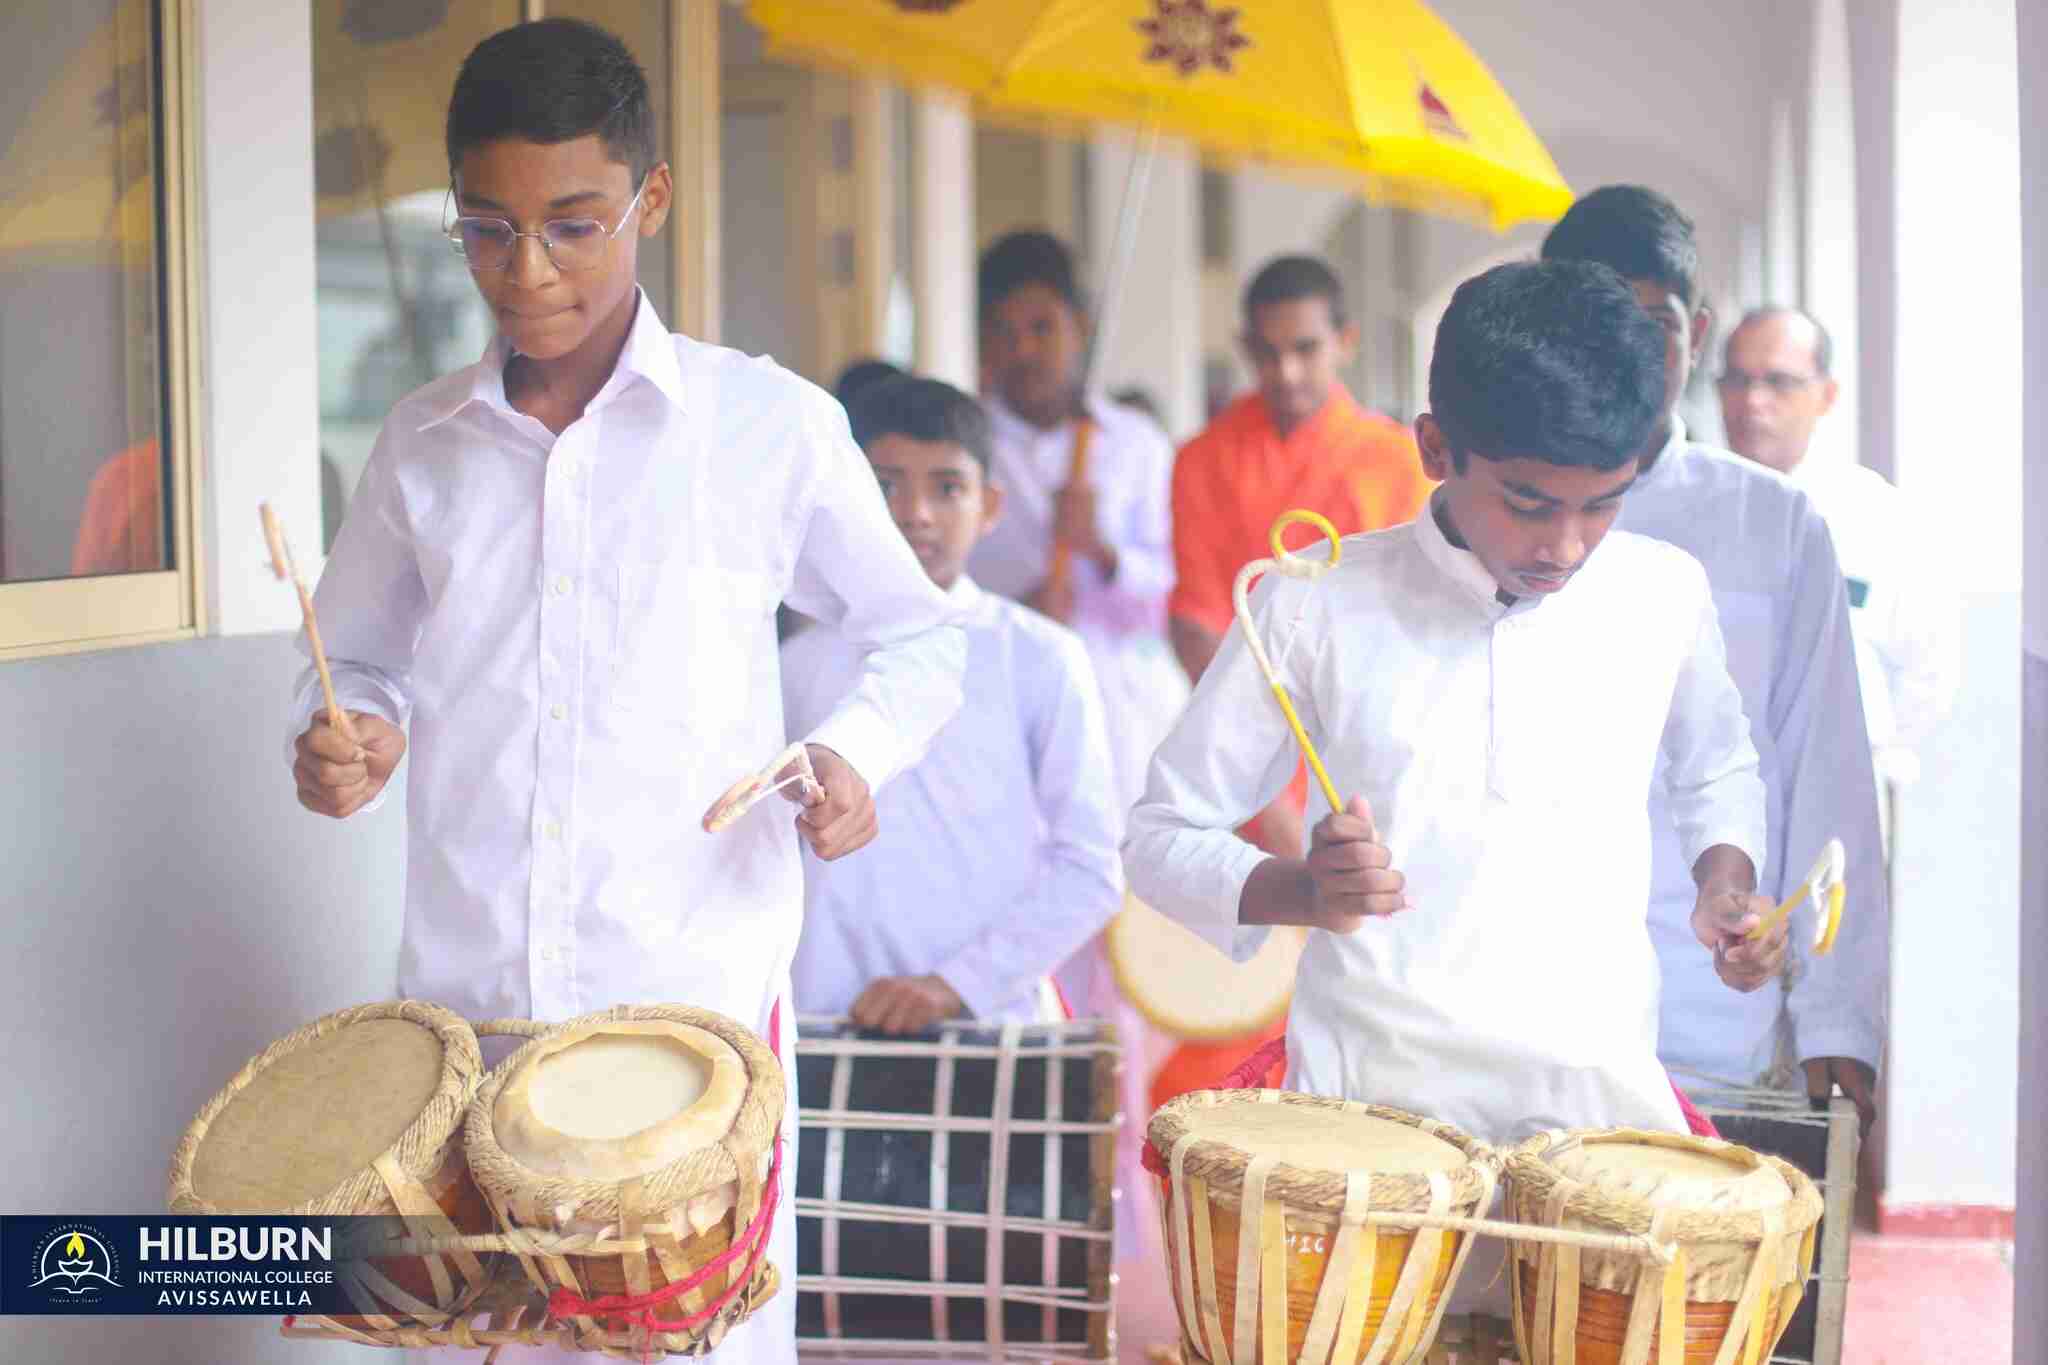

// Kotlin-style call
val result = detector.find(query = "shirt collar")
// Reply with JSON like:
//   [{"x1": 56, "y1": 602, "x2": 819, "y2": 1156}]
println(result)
[
  {"x1": 1637, "y1": 413, "x2": 1689, "y2": 485},
  {"x1": 943, "y1": 573, "x2": 983, "y2": 610},
  {"x1": 415, "y1": 289, "x2": 684, "y2": 431},
  {"x1": 1413, "y1": 488, "x2": 1527, "y2": 613}
]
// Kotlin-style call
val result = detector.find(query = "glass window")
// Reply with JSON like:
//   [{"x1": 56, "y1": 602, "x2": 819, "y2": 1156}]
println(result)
[
  {"x1": 0, "y1": 0, "x2": 169, "y2": 584},
  {"x1": 312, "y1": 0, "x2": 516, "y2": 549}
]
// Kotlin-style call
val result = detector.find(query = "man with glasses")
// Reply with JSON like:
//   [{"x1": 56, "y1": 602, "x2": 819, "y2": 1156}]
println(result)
[
  {"x1": 1542, "y1": 188, "x2": 1887, "y2": 1133},
  {"x1": 1719, "y1": 307, "x2": 1958, "y2": 810}
]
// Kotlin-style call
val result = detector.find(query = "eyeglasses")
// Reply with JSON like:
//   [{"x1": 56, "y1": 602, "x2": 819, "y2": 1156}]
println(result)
[
  {"x1": 444, "y1": 176, "x2": 647, "y2": 272},
  {"x1": 1716, "y1": 369, "x2": 1822, "y2": 397}
]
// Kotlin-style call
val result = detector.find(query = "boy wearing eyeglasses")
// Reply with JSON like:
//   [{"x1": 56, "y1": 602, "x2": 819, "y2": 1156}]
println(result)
[
  {"x1": 1542, "y1": 186, "x2": 1887, "y2": 1132},
  {"x1": 285, "y1": 22, "x2": 964, "y2": 1363}
]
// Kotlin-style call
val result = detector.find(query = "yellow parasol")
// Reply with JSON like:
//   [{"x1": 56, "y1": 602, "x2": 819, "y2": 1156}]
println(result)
[{"x1": 744, "y1": 0, "x2": 1572, "y2": 232}]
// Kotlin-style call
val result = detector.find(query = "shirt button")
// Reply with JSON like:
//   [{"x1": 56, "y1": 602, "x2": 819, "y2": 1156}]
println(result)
[
  {"x1": 550, "y1": 703, "x2": 568, "y2": 721},
  {"x1": 539, "y1": 946, "x2": 558, "y2": 963},
  {"x1": 560, "y1": 458, "x2": 580, "y2": 478},
  {"x1": 542, "y1": 820, "x2": 562, "y2": 840},
  {"x1": 553, "y1": 575, "x2": 572, "y2": 596}
]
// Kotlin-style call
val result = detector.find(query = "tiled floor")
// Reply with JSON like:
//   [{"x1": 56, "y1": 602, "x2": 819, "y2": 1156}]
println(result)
[
  {"x1": 1841, "y1": 1231, "x2": 2015, "y2": 1365},
  {"x1": 1112, "y1": 1226, "x2": 2019, "y2": 1364}
]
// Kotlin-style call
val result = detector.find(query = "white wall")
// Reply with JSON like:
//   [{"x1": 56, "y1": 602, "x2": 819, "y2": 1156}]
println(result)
[
  {"x1": 1800, "y1": 0, "x2": 1860, "y2": 473},
  {"x1": 2, "y1": 638, "x2": 405, "y2": 1365},
  {"x1": 1085, "y1": 129, "x2": 1201, "y2": 439},
  {"x1": 1878, "y1": 0, "x2": 2021, "y2": 1214}
]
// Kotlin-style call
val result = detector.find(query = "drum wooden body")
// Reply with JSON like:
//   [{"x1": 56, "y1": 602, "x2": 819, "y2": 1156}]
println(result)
[
  {"x1": 465, "y1": 1005, "x2": 785, "y2": 1357},
  {"x1": 792, "y1": 1017, "x2": 1119, "y2": 1360},
  {"x1": 1148, "y1": 1091, "x2": 1499, "y2": 1365},
  {"x1": 1504, "y1": 1130, "x2": 1823, "y2": 1365},
  {"x1": 166, "y1": 1000, "x2": 495, "y2": 1330}
]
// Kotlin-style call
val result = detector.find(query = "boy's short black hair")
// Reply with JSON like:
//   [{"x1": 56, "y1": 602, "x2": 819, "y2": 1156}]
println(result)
[
  {"x1": 1428, "y1": 260, "x2": 1665, "y2": 473},
  {"x1": 848, "y1": 376, "x2": 993, "y2": 474},
  {"x1": 833, "y1": 358, "x2": 906, "y2": 409},
  {"x1": 1540, "y1": 185, "x2": 1699, "y2": 306},
  {"x1": 978, "y1": 230, "x2": 1083, "y2": 323},
  {"x1": 1243, "y1": 254, "x2": 1348, "y2": 328},
  {"x1": 446, "y1": 19, "x2": 656, "y2": 184}
]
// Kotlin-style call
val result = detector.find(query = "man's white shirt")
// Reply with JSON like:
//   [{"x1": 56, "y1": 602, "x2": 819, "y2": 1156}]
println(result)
[{"x1": 1616, "y1": 421, "x2": 1888, "y2": 1081}]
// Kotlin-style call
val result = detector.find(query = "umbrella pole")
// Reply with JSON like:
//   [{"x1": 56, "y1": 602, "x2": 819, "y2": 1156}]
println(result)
[{"x1": 1081, "y1": 119, "x2": 1161, "y2": 397}]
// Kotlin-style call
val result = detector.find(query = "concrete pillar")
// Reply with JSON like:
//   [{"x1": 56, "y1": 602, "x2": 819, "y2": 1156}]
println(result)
[
  {"x1": 1801, "y1": 0, "x2": 1859, "y2": 473},
  {"x1": 1846, "y1": 0, "x2": 1899, "y2": 484},
  {"x1": 2015, "y1": 0, "x2": 2048, "y2": 1354},
  {"x1": 198, "y1": 0, "x2": 318, "y2": 634},
  {"x1": 1086, "y1": 128, "x2": 1202, "y2": 439},
  {"x1": 912, "y1": 92, "x2": 976, "y2": 392}
]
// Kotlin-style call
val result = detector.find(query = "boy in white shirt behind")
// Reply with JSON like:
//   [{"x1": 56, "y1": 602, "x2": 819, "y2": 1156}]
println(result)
[{"x1": 785, "y1": 377, "x2": 1124, "y2": 1031}]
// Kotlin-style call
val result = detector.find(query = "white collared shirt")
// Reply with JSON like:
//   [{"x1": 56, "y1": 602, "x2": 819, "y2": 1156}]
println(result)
[
  {"x1": 1123, "y1": 501, "x2": 1766, "y2": 1148},
  {"x1": 971, "y1": 394, "x2": 1187, "y2": 805},
  {"x1": 782, "y1": 576, "x2": 1123, "y2": 1022},
  {"x1": 293, "y1": 293, "x2": 967, "y2": 1036},
  {"x1": 1790, "y1": 457, "x2": 1959, "y2": 787},
  {"x1": 1617, "y1": 422, "x2": 1888, "y2": 1080}
]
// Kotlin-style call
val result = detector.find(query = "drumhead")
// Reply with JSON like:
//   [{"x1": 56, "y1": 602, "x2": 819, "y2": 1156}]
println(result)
[
  {"x1": 494, "y1": 1020, "x2": 748, "y2": 1184},
  {"x1": 173, "y1": 1002, "x2": 482, "y2": 1216},
  {"x1": 1552, "y1": 1134, "x2": 1790, "y2": 1213},
  {"x1": 1181, "y1": 1100, "x2": 1467, "y2": 1177},
  {"x1": 1106, "y1": 894, "x2": 1304, "y2": 1040}
]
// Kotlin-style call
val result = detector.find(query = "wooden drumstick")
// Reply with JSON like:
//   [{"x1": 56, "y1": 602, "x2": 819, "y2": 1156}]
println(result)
[
  {"x1": 261, "y1": 503, "x2": 357, "y2": 745},
  {"x1": 1045, "y1": 416, "x2": 1096, "y2": 599}
]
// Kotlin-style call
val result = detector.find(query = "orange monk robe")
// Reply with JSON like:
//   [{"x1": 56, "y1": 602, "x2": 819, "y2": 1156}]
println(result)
[
  {"x1": 1169, "y1": 386, "x2": 1432, "y2": 815},
  {"x1": 70, "y1": 439, "x2": 164, "y2": 576}
]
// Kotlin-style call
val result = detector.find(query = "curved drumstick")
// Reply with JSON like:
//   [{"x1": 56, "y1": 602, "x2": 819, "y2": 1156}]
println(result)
[
  {"x1": 261, "y1": 503, "x2": 358, "y2": 745},
  {"x1": 1231, "y1": 508, "x2": 1345, "y2": 814},
  {"x1": 703, "y1": 742, "x2": 822, "y2": 834},
  {"x1": 1748, "y1": 837, "x2": 1846, "y2": 955}
]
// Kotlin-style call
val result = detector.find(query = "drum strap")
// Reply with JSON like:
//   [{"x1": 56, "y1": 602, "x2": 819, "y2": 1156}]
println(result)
[
  {"x1": 370, "y1": 1150, "x2": 489, "y2": 1304},
  {"x1": 982, "y1": 1020, "x2": 1024, "y2": 1357},
  {"x1": 1307, "y1": 1169, "x2": 1378, "y2": 1365},
  {"x1": 1524, "y1": 1183, "x2": 1573, "y2": 1365},
  {"x1": 1405, "y1": 1159, "x2": 1499, "y2": 1362},
  {"x1": 1231, "y1": 1152, "x2": 1277, "y2": 1365},
  {"x1": 1362, "y1": 1170, "x2": 1451, "y2": 1364},
  {"x1": 1615, "y1": 1207, "x2": 1678, "y2": 1364},
  {"x1": 1165, "y1": 1131, "x2": 1211, "y2": 1359}
]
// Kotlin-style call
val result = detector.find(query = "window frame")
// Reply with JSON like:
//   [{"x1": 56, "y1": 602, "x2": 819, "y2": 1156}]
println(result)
[{"x1": 0, "y1": 0, "x2": 206, "y2": 661}]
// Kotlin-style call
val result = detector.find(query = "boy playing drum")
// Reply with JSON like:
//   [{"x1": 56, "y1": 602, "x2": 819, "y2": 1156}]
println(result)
[
  {"x1": 285, "y1": 20, "x2": 966, "y2": 1364},
  {"x1": 1125, "y1": 259, "x2": 1787, "y2": 1152}
]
